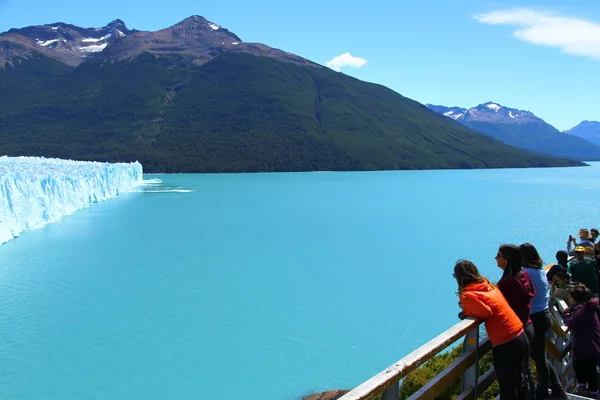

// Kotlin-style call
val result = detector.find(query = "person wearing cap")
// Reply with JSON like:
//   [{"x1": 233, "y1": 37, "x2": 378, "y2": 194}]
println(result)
[
  {"x1": 569, "y1": 246, "x2": 599, "y2": 294},
  {"x1": 567, "y1": 228, "x2": 595, "y2": 256}
]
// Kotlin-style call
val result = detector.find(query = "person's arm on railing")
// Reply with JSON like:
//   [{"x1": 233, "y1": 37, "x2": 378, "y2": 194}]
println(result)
[{"x1": 459, "y1": 294, "x2": 492, "y2": 320}]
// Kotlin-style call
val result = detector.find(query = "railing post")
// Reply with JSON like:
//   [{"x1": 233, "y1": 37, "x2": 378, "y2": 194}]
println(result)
[
  {"x1": 462, "y1": 326, "x2": 480, "y2": 399},
  {"x1": 381, "y1": 382, "x2": 399, "y2": 400}
]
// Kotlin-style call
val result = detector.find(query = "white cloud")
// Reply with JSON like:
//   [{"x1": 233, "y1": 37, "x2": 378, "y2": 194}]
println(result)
[
  {"x1": 475, "y1": 8, "x2": 600, "y2": 59},
  {"x1": 325, "y1": 52, "x2": 367, "y2": 72}
]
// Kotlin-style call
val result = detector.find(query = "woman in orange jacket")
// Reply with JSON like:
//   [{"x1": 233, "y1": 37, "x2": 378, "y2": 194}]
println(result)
[{"x1": 454, "y1": 259, "x2": 530, "y2": 400}]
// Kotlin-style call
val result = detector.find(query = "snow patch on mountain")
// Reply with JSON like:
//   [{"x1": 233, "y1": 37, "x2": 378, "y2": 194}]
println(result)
[
  {"x1": 80, "y1": 43, "x2": 108, "y2": 52},
  {"x1": 81, "y1": 34, "x2": 112, "y2": 43},
  {"x1": 37, "y1": 39, "x2": 59, "y2": 46}
]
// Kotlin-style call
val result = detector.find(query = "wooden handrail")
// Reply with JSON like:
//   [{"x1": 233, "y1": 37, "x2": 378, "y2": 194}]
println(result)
[
  {"x1": 340, "y1": 294, "x2": 577, "y2": 400},
  {"x1": 407, "y1": 338, "x2": 492, "y2": 400},
  {"x1": 339, "y1": 318, "x2": 481, "y2": 400}
]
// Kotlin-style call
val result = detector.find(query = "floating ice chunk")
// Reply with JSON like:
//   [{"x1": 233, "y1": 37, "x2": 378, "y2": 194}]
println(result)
[{"x1": 0, "y1": 156, "x2": 143, "y2": 246}]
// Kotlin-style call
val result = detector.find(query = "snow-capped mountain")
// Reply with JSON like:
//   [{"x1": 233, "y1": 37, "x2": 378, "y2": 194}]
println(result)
[
  {"x1": 427, "y1": 102, "x2": 542, "y2": 124},
  {"x1": 0, "y1": 19, "x2": 136, "y2": 66},
  {"x1": 427, "y1": 102, "x2": 600, "y2": 161},
  {"x1": 0, "y1": 16, "x2": 316, "y2": 68},
  {"x1": 565, "y1": 121, "x2": 600, "y2": 147}
]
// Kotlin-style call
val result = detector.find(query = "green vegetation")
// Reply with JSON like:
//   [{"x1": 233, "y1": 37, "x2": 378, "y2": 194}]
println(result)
[
  {"x1": 399, "y1": 344, "x2": 499, "y2": 400},
  {"x1": 0, "y1": 51, "x2": 583, "y2": 172}
]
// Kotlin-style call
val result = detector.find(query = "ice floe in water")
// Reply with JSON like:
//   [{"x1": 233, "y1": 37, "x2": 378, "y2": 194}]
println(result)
[
  {"x1": 0, "y1": 156, "x2": 143, "y2": 245},
  {"x1": 134, "y1": 177, "x2": 196, "y2": 193}
]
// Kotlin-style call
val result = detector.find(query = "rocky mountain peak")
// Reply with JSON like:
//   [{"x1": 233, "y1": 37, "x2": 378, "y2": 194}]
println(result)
[
  {"x1": 462, "y1": 101, "x2": 537, "y2": 124},
  {"x1": 107, "y1": 19, "x2": 126, "y2": 28},
  {"x1": 0, "y1": 19, "x2": 136, "y2": 66},
  {"x1": 0, "y1": 15, "x2": 317, "y2": 69},
  {"x1": 167, "y1": 15, "x2": 241, "y2": 41}
]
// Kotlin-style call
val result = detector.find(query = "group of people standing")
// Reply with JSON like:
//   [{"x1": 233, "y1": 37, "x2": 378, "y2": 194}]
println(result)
[{"x1": 454, "y1": 236, "x2": 600, "y2": 400}]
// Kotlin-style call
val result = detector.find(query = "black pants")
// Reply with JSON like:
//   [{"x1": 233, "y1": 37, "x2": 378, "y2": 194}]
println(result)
[
  {"x1": 530, "y1": 310, "x2": 562, "y2": 395},
  {"x1": 492, "y1": 332, "x2": 530, "y2": 400},
  {"x1": 524, "y1": 323, "x2": 536, "y2": 399},
  {"x1": 574, "y1": 358, "x2": 599, "y2": 392}
]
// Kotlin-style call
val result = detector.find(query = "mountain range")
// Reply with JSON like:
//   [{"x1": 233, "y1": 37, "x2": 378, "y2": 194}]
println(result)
[
  {"x1": 0, "y1": 17, "x2": 583, "y2": 172},
  {"x1": 427, "y1": 102, "x2": 600, "y2": 161},
  {"x1": 564, "y1": 121, "x2": 600, "y2": 147}
]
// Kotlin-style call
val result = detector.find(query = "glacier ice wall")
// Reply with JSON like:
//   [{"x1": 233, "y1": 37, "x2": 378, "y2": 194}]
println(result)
[{"x1": 0, "y1": 156, "x2": 143, "y2": 245}]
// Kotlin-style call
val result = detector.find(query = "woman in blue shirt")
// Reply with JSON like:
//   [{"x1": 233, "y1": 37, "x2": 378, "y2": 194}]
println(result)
[{"x1": 519, "y1": 243, "x2": 566, "y2": 399}]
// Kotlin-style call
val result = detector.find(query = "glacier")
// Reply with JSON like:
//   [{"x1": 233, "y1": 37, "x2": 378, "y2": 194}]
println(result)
[{"x1": 0, "y1": 156, "x2": 143, "y2": 245}]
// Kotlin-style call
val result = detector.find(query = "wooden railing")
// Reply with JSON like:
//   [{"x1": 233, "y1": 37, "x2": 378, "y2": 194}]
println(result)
[{"x1": 339, "y1": 299, "x2": 576, "y2": 400}]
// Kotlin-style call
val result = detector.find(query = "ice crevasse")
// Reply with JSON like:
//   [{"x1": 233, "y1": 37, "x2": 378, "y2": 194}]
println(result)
[{"x1": 0, "y1": 156, "x2": 143, "y2": 245}]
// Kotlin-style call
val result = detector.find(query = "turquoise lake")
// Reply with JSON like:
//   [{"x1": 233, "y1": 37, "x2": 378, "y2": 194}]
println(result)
[{"x1": 1, "y1": 164, "x2": 599, "y2": 399}]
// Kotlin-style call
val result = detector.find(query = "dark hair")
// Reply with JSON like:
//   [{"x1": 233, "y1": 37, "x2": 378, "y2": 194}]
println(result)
[
  {"x1": 499, "y1": 244, "x2": 523, "y2": 278},
  {"x1": 454, "y1": 259, "x2": 485, "y2": 293},
  {"x1": 519, "y1": 243, "x2": 543, "y2": 269},
  {"x1": 569, "y1": 284, "x2": 593, "y2": 303},
  {"x1": 555, "y1": 250, "x2": 568, "y2": 267},
  {"x1": 556, "y1": 269, "x2": 571, "y2": 282}
]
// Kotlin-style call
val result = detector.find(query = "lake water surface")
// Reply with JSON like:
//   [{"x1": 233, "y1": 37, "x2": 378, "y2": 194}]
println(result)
[{"x1": 1, "y1": 164, "x2": 599, "y2": 399}]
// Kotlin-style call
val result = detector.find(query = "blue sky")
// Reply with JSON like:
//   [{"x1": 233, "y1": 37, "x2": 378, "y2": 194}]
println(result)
[{"x1": 1, "y1": 0, "x2": 598, "y2": 130}]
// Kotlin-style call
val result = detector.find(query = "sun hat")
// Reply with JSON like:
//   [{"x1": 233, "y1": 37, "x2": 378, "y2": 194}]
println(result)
[
  {"x1": 575, "y1": 246, "x2": 585, "y2": 253},
  {"x1": 578, "y1": 228, "x2": 590, "y2": 239}
]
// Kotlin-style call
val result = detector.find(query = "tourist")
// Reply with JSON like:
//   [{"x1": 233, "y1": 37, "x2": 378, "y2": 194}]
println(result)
[
  {"x1": 495, "y1": 244, "x2": 536, "y2": 399},
  {"x1": 563, "y1": 285, "x2": 600, "y2": 397},
  {"x1": 568, "y1": 228, "x2": 595, "y2": 256},
  {"x1": 519, "y1": 243, "x2": 564, "y2": 399},
  {"x1": 595, "y1": 242, "x2": 600, "y2": 289},
  {"x1": 454, "y1": 259, "x2": 529, "y2": 400},
  {"x1": 569, "y1": 246, "x2": 599, "y2": 294},
  {"x1": 546, "y1": 250, "x2": 569, "y2": 282},
  {"x1": 551, "y1": 270, "x2": 576, "y2": 302},
  {"x1": 590, "y1": 228, "x2": 599, "y2": 244}
]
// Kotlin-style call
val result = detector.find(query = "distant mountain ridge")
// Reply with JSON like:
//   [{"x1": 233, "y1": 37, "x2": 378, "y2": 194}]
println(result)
[
  {"x1": 565, "y1": 121, "x2": 600, "y2": 147},
  {"x1": 0, "y1": 19, "x2": 136, "y2": 66},
  {"x1": 427, "y1": 102, "x2": 600, "y2": 161},
  {"x1": 0, "y1": 17, "x2": 583, "y2": 172},
  {"x1": 0, "y1": 16, "x2": 317, "y2": 68}
]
